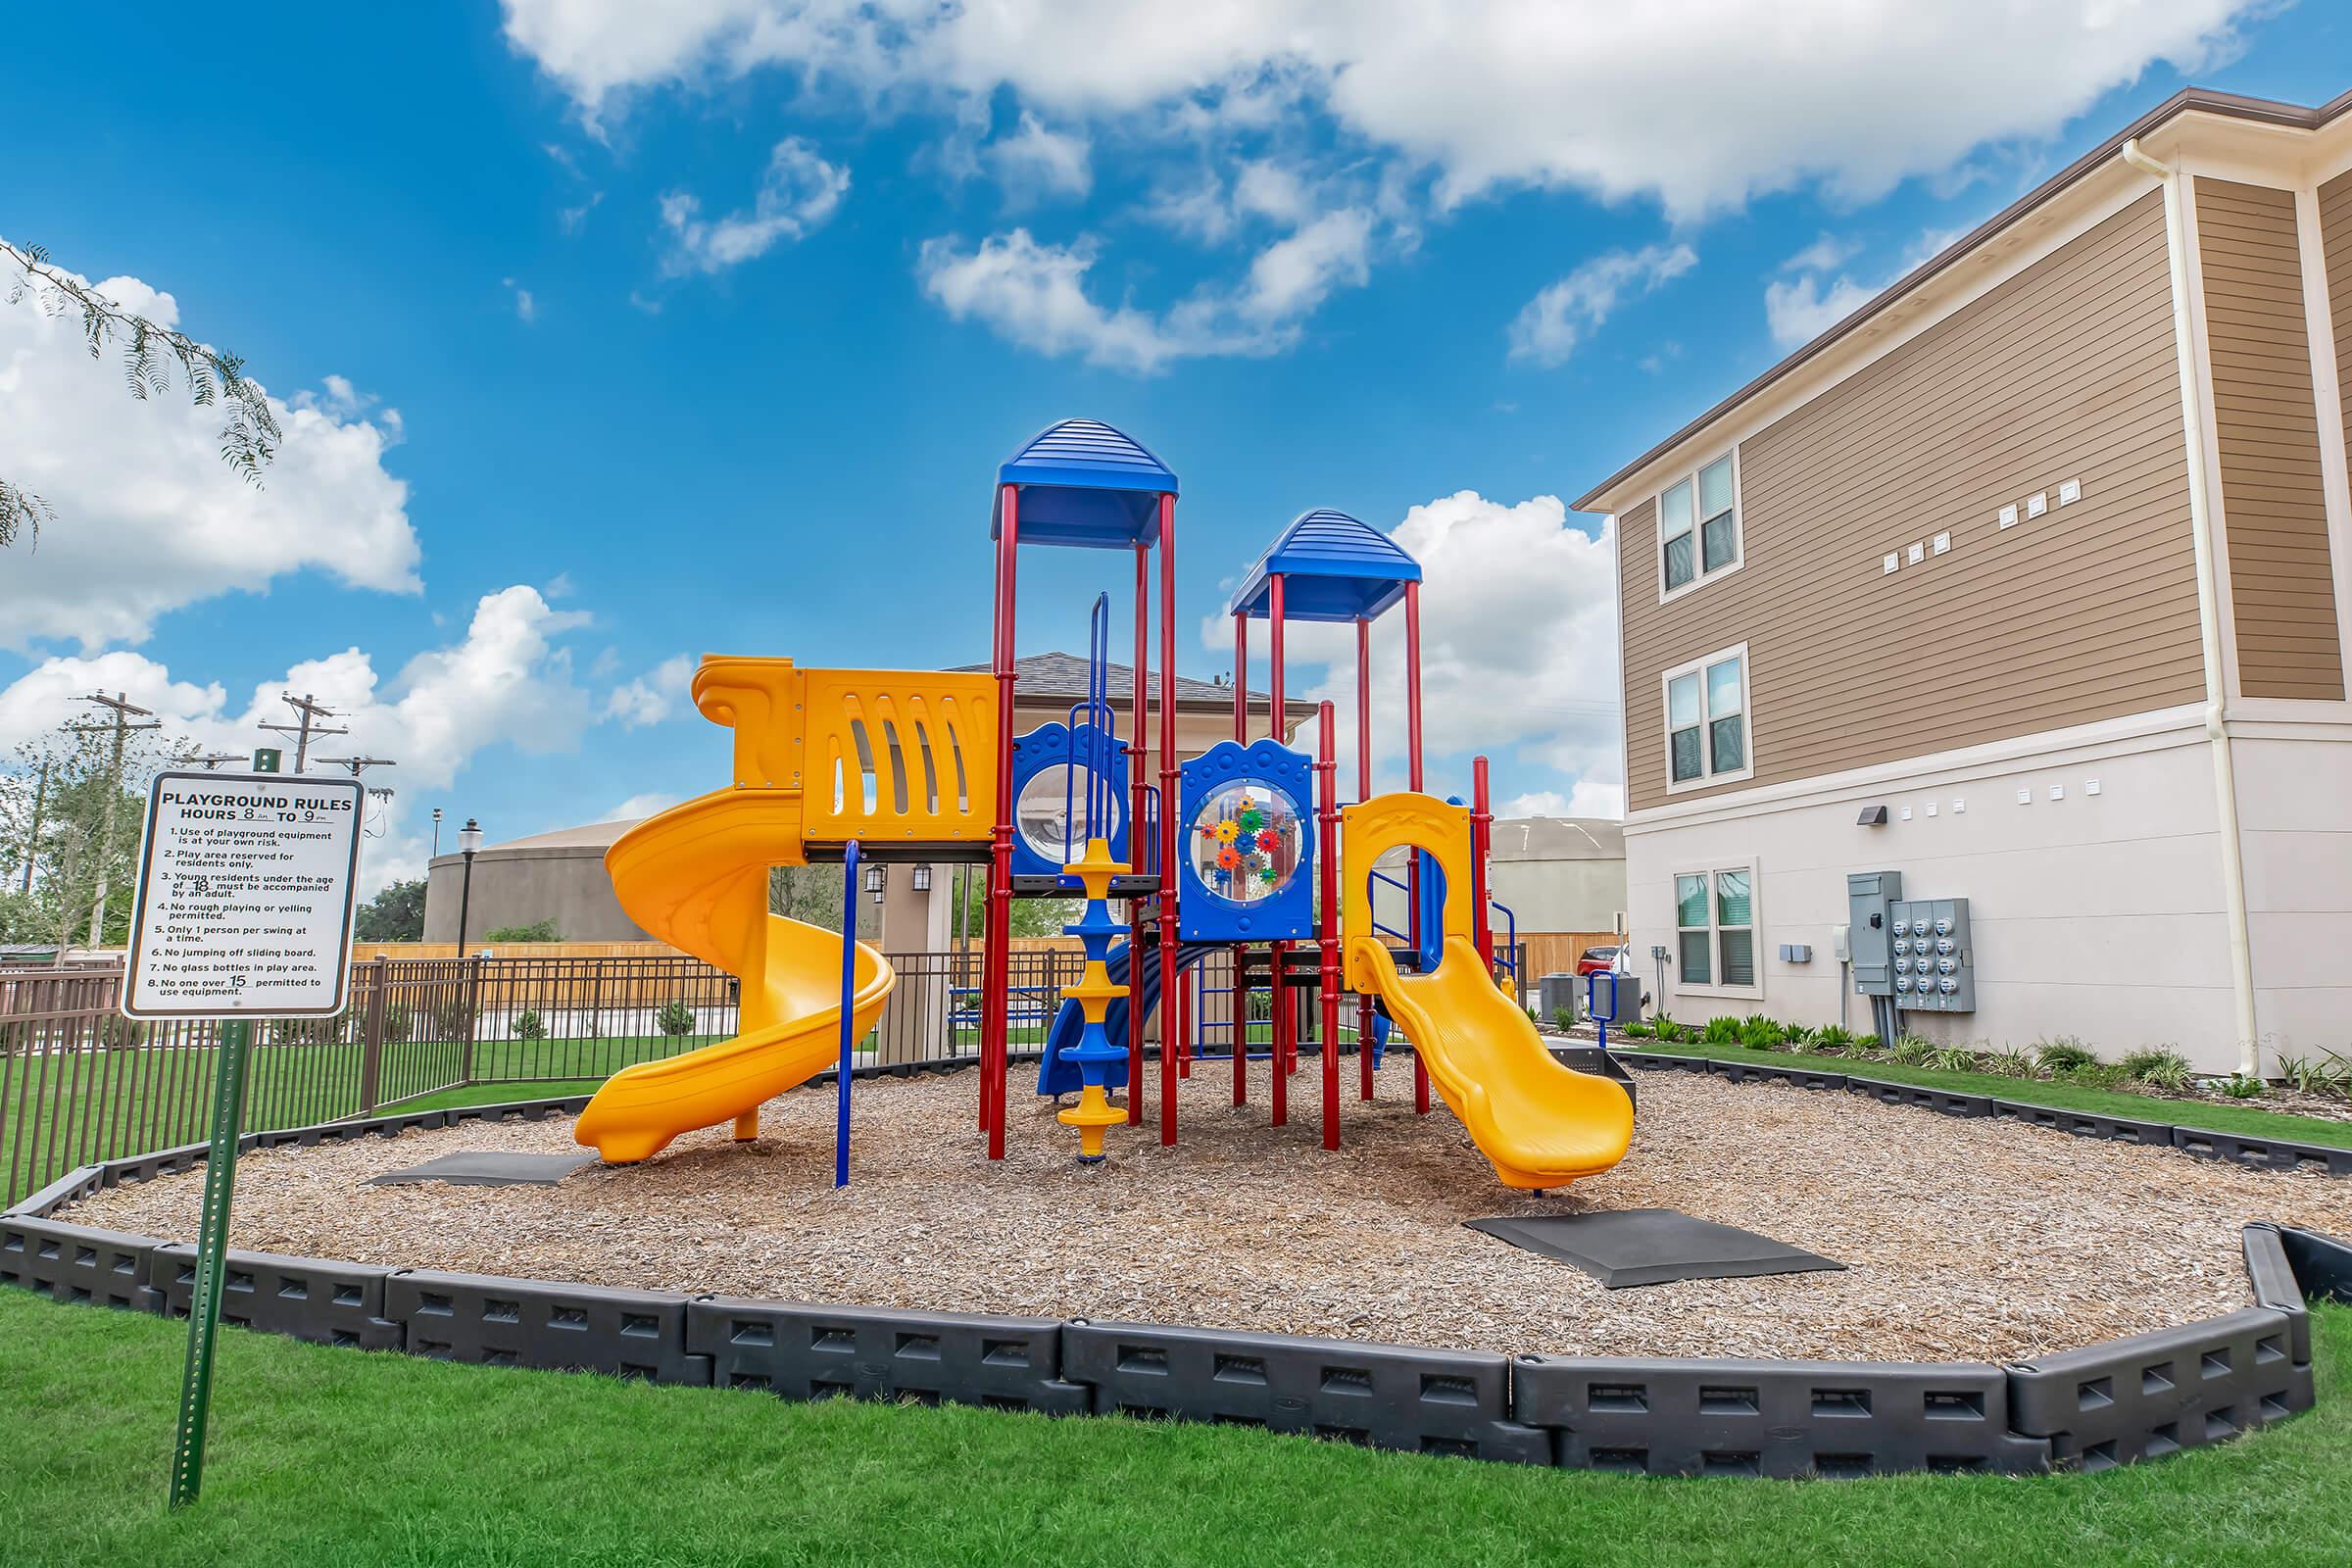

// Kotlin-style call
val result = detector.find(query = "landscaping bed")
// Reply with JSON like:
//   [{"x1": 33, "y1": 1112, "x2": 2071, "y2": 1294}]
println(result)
[{"x1": 58, "y1": 1058, "x2": 2352, "y2": 1364}]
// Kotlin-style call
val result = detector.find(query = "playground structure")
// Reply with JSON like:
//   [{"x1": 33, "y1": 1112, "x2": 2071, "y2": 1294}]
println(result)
[{"x1": 573, "y1": 420, "x2": 1634, "y2": 1188}]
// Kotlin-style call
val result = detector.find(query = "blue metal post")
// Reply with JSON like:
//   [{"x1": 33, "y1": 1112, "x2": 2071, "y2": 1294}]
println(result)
[{"x1": 836, "y1": 840, "x2": 859, "y2": 1189}]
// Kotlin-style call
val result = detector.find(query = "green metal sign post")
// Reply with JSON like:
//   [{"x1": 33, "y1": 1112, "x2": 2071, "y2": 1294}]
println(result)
[
  {"x1": 122, "y1": 768, "x2": 367, "y2": 1509},
  {"x1": 168, "y1": 1017, "x2": 252, "y2": 1508}
]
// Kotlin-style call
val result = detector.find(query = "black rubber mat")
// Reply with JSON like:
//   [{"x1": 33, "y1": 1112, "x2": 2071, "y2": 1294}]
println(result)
[
  {"x1": 368, "y1": 1152, "x2": 600, "y2": 1187},
  {"x1": 1466, "y1": 1207, "x2": 1844, "y2": 1289}
]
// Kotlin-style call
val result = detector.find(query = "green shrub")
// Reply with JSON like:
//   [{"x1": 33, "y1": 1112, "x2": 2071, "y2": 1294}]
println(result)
[
  {"x1": 1853, "y1": 1034, "x2": 1880, "y2": 1053},
  {"x1": 656, "y1": 999, "x2": 698, "y2": 1038},
  {"x1": 1783, "y1": 1023, "x2": 1817, "y2": 1048},
  {"x1": 96, "y1": 1013, "x2": 147, "y2": 1050},
  {"x1": 1806, "y1": 1025, "x2": 1855, "y2": 1056},
  {"x1": 381, "y1": 1001, "x2": 413, "y2": 1043},
  {"x1": 1700, "y1": 1015, "x2": 1740, "y2": 1046},
  {"x1": 484, "y1": 918, "x2": 561, "y2": 943},
  {"x1": 1620, "y1": 1019, "x2": 1653, "y2": 1038},
  {"x1": 1524, "y1": 1004, "x2": 1539, "y2": 1025},
  {"x1": 1983, "y1": 1046, "x2": 2034, "y2": 1077},
  {"x1": 2118, "y1": 1047, "x2": 2191, "y2": 1092},
  {"x1": 1885, "y1": 1033, "x2": 1936, "y2": 1067},
  {"x1": 1928, "y1": 1046, "x2": 1979, "y2": 1074},
  {"x1": 430, "y1": 1000, "x2": 473, "y2": 1040},
  {"x1": 1737, "y1": 1014, "x2": 1788, "y2": 1051},
  {"x1": 2221, "y1": 1074, "x2": 2265, "y2": 1100},
  {"x1": 511, "y1": 1008, "x2": 548, "y2": 1042},
  {"x1": 2034, "y1": 1036, "x2": 2098, "y2": 1073},
  {"x1": 1652, "y1": 1016, "x2": 1687, "y2": 1043},
  {"x1": 1552, "y1": 1006, "x2": 1575, "y2": 1032},
  {"x1": 2277, "y1": 1049, "x2": 2351, "y2": 1100}
]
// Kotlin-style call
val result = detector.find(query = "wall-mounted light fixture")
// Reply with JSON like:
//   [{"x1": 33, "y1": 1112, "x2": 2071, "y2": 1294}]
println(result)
[
  {"x1": 910, "y1": 864, "x2": 931, "y2": 892},
  {"x1": 1857, "y1": 805, "x2": 1889, "y2": 826}
]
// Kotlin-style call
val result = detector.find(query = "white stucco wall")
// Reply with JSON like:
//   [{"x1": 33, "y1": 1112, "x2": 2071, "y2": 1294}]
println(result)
[{"x1": 1623, "y1": 710, "x2": 2262, "y2": 1072}]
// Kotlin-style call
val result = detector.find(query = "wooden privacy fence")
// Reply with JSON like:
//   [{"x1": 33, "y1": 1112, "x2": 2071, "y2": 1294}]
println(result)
[{"x1": 1515, "y1": 931, "x2": 1626, "y2": 982}]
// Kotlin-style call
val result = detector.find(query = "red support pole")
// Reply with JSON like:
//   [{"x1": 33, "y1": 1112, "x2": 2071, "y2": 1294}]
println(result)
[
  {"x1": 1156, "y1": 493, "x2": 1181, "y2": 1149},
  {"x1": 1317, "y1": 701, "x2": 1341, "y2": 1150},
  {"x1": 1405, "y1": 581, "x2": 1430, "y2": 1116},
  {"x1": 1233, "y1": 947, "x2": 1250, "y2": 1104},
  {"x1": 1233, "y1": 613, "x2": 1247, "y2": 744},
  {"x1": 1129, "y1": 542, "x2": 1150, "y2": 1126},
  {"x1": 1472, "y1": 756, "x2": 1494, "y2": 977},
  {"x1": 1177, "y1": 963, "x2": 1191, "y2": 1078},
  {"x1": 1354, "y1": 617, "x2": 1374, "y2": 1102},
  {"x1": 1268, "y1": 573, "x2": 1289, "y2": 1123},
  {"x1": 983, "y1": 485, "x2": 1020, "y2": 1158}
]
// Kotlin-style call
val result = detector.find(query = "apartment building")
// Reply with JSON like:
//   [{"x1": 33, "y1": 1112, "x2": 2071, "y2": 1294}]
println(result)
[{"x1": 1578, "y1": 88, "x2": 2352, "y2": 1075}]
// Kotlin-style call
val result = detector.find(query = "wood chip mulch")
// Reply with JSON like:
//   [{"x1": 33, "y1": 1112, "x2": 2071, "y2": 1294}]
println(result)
[{"x1": 63, "y1": 1062, "x2": 2352, "y2": 1363}]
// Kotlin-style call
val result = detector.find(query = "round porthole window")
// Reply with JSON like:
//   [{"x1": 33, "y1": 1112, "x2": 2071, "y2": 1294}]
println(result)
[{"x1": 1016, "y1": 764, "x2": 1122, "y2": 865}]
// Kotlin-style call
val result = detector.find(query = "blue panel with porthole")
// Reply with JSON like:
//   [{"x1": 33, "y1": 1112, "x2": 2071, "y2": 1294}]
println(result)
[
  {"x1": 1008, "y1": 722, "x2": 1131, "y2": 880},
  {"x1": 1177, "y1": 740, "x2": 1315, "y2": 942}
]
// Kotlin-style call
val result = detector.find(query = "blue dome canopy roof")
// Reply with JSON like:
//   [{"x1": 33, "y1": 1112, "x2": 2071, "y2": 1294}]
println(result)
[
  {"x1": 990, "y1": 419, "x2": 1179, "y2": 550},
  {"x1": 1227, "y1": 509, "x2": 1422, "y2": 622}
]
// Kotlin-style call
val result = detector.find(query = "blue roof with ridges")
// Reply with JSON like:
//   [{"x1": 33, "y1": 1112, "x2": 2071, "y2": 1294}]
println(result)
[
  {"x1": 1228, "y1": 509, "x2": 1422, "y2": 622},
  {"x1": 990, "y1": 419, "x2": 1179, "y2": 550}
]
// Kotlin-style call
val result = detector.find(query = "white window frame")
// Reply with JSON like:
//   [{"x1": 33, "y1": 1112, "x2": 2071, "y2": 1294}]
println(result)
[
  {"x1": 1660, "y1": 641, "x2": 1753, "y2": 795},
  {"x1": 1653, "y1": 446, "x2": 1743, "y2": 605},
  {"x1": 1670, "y1": 860, "x2": 1762, "y2": 1000}
]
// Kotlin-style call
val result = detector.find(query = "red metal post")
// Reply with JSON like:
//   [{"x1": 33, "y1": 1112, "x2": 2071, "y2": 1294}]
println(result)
[
  {"x1": 983, "y1": 485, "x2": 1020, "y2": 1158},
  {"x1": 1268, "y1": 573, "x2": 1290, "y2": 1121},
  {"x1": 1129, "y1": 541, "x2": 1150, "y2": 1126},
  {"x1": 1472, "y1": 755, "x2": 1494, "y2": 976},
  {"x1": 1233, "y1": 612, "x2": 1247, "y2": 743},
  {"x1": 1354, "y1": 616, "x2": 1374, "y2": 1102},
  {"x1": 1157, "y1": 493, "x2": 1181, "y2": 1148},
  {"x1": 1177, "y1": 962, "x2": 1191, "y2": 1078},
  {"x1": 1404, "y1": 581, "x2": 1429, "y2": 1114},
  {"x1": 1317, "y1": 702, "x2": 1341, "y2": 1150}
]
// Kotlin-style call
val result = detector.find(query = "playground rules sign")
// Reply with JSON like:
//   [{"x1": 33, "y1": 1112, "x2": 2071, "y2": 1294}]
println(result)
[{"x1": 122, "y1": 770, "x2": 367, "y2": 1019}]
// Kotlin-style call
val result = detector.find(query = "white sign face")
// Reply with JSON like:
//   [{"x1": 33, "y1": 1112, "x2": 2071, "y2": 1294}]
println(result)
[{"x1": 122, "y1": 771, "x2": 367, "y2": 1019}]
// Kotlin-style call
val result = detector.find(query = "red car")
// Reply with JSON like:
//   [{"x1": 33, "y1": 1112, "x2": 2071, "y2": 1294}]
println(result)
[{"x1": 1575, "y1": 945, "x2": 1622, "y2": 977}]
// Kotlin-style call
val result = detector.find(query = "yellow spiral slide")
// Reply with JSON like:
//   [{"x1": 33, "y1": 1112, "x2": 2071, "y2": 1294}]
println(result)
[
  {"x1": 573, "y1": 658, "x2": 993, "y2": 1164},
  {"x1": 1342, "y1": 793, "x2": 1634, "y2": 1190}
]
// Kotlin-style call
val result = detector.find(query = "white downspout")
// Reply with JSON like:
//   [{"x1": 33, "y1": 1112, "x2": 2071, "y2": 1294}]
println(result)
[{"x1": 2123, "y1": 137, "x2": 2261, "y2": 1078}]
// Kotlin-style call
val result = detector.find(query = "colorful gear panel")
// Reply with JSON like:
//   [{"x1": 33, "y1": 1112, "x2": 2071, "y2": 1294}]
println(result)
[{"x1": 1177, "y1": 738, "x2": 1314, "y2": 941}]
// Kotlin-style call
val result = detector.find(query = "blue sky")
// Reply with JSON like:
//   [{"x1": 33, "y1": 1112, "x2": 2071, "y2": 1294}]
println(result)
[{"x1": 3, "y1": 2, "x2": 2346, "y2": 891}]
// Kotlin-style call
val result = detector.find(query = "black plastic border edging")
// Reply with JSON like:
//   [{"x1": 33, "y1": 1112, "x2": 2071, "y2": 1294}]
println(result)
[
  {"x1": 0, "y1": 1090, "x2": 2345, "y2": 1480},
  {"x1": 1624, "y1": 1051, "x2": 2352, "y2": 1178}
]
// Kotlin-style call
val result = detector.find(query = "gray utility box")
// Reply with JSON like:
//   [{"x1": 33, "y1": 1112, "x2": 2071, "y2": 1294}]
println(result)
[
  {"x1": 1890, "y1": 898, "x2": 1975, "y2": 1013},
  {"x1": 1846, "y1": 870, "x2": 1903, "y2": 998},
  {"x1": 1538, "y1": 973, "x2": 1579, "y2": 1022}
]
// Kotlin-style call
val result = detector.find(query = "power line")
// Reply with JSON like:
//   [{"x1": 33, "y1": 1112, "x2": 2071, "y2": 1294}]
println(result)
[
  {"x1": 314, "y1": 756, "x2": 397, "y2": 777},
  {"x1": 258, "y1": 691, "x2": 347, "y2": 773},
  {"x1": 172, "y1": 751, "x2": 244, "y2": 770}
]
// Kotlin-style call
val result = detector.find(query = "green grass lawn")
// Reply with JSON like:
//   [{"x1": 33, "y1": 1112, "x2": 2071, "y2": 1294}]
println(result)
[
  {"x1": 0, "y1": 1286, "x2": 2347, "y2": 1566},
  {"x1": 1622, "y1": 1038, "x2": 2352, "y2": 1150}
]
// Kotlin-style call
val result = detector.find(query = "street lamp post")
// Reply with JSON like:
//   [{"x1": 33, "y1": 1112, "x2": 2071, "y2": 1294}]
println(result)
[
  {"x1": 455, "y1": 818, "x2": 483, "y2": 954},
  {"x1": 431, "y1": 807, "x2": 443, "y2": 858}
]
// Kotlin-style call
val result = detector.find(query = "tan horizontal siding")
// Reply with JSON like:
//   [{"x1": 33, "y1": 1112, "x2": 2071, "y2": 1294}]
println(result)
[
  {"x1": 2324, "y1": 171, "x2": 2352, "y2": 559},
  {"x1": 1621, "y1": 192, "x2": 2201, "y2": 814},
  {"x1": 2195, "y1": 177, "x2": 2344, "y2": 702}
]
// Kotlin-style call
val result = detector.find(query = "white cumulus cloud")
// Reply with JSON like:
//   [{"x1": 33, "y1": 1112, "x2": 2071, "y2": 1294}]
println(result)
[
  {"x1": 500, "y1": 1, "x2": 2262, "y2": 220},
  {"x1": 0, "y1": 257, "x2": 419, "y2": 652},
  {"x1": 659, "y1": 136, "x2": 849, "y2": 275},
  {"x1": 1207, "y1": 492, "x2": 1623, "y2": 816},
  {"x1": 1508, "y1": 244, "x2": 1696, "y2": 368},
  {"x1": 987, "y1": 112, "x2": 1093, "y2": 200},
  {"x1": 603, "y1": 654, "x2": 694, "y2": 727}
]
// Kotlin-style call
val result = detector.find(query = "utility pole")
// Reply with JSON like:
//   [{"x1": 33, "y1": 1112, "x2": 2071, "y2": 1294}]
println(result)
[
  {"x1": 172, "y1": 751, "x2": 243, "y2": 771},
  {"x1": 314, "y1": 756, "x2": 396, "y2": 777},
  {"x1": 67, "y1": 691, "x2": 161, "y2": 948},
  {"x1": 259, "y1": 692, "x2": 347, "y2": 773}
]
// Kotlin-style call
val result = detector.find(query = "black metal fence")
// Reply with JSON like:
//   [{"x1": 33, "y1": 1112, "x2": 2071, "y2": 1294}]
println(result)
[{"x1": 0, "y1": 940, "x2": 1462, "y2": 1207}]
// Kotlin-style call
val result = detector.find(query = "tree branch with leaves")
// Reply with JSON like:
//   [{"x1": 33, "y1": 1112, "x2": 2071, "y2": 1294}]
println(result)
[{"x1": 1, "y1": 238, "x2": 282, "y2": 547}]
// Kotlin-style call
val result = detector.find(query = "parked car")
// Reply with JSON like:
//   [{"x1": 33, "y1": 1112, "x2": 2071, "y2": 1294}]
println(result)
[{"x1": 1575, "y1": 944, "x2": 1621, "y2": 977}]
